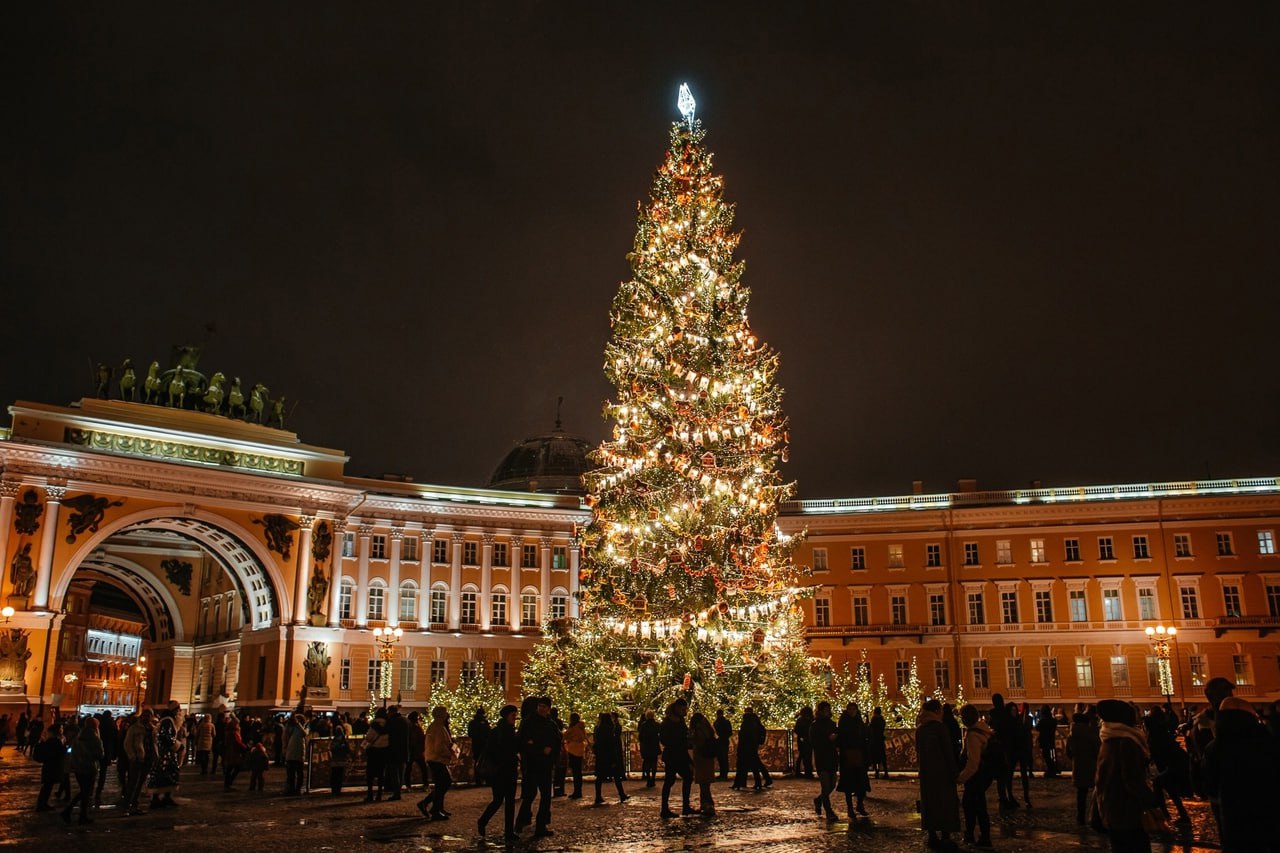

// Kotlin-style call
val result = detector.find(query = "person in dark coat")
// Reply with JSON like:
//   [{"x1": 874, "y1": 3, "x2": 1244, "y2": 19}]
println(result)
[
  {"x1": 868, "y1": 706, "x2": 889, "y2": 778},
  {"x1": 989, "y1": 694, "x2": 1017, "y2": 809},
  {"x1": 837, "y1": 702, "x2": 871, "y2": 818},
  {"x1": 515, "y1": 696, "x2": 561, "y2": 838},
  {"x1": 793, "y1": 706, "x2": 814, "y2": 778},
  {"x1": 732, "y1": 706, "x2": 772, "y2": 789},
  {"x1": 95, "y1": 710, "x2": 117, "y2": 806},
  {"x1": 1036, "y1": 705, "x2": 1060, "y2": 777},
  {"x1": 957, "y1": 705, "x2": 994, "y2": 848},
  {"x1": 34, "y1": 725, "x2": 65, "y2": 812},
  {"x1": 1094, "y1": 699, "x2": 1153, "y2": 853},
  {"x1": 1013, "y1": 704, "x2": 1034, "y2": 806},
  {"x1": 467, "y1": 708, "x2": 490, "y2": 786},
  {"x1": 477, "y1": 704, "x2": 520, "y2": 842},
  {"x1": 592, "y1": 713, "x2": 629, "y2": 804},
  {"x1": 638, "y1": 710, "x2": 661, "y2": 787},
  {"x1": 917, "y1": 699, "x2": 961, "y2": 851},
  {"x1": 1143, "y1": 705, "x2": 1190, "y2": 824},
  {"x1": 1203, "y1": 697, "x2": 1280, "y2": 853},
  {"x1": 384, "y1": 705, "x2": 410, "y2": 799},
  {"x1": 659, "y1": 699, "x2": 694, "y2": 817},
  {"x1": 406, "y1": 711, "x2": 428, "y2": 791},
  {"x1": 713, "y1": 709, "x2": 733, "y2": 781},
  {"x1": 942, "y1": 704, "x2": 963, "y2": 766},
  {"x1": 1067, "y1": 704, "x2": 1101, "y2": 825},
  {"x1": 809, "y1": 701, "x2": 839, "y2": 820}
]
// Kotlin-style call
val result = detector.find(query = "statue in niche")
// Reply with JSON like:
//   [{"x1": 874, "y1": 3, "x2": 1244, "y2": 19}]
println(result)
[
  {"x1": 307, "y1": 564, "x2": 329, "y2": 623},
  {"x1": 119, "y1": 359, "x2": 137, "y2": 401},
  {"x1": 227, "y1": 377, "x2": 246, "y2": 418},
  {"x1": 303, "y1": 641, "x2": 330, "y2": 688},
  {"x1": 9, "y1": 543, "x2": 34, "y2": 598},
  {"x1": 162, "y1": 558, "x2": 193, "y2": 596},
  {"x1": 143, "y1": 361, "x2": 162, "y2": 403},
  {"x1": 62, "y1": 494, "x2": 125, "y2": 544},
  {"x1": 254, "y1": 513, "x2": 300, "y2": 559},
  {"x1": 0, "y1": 629, "x2": 31, "y2": 684},
  {"x1": 13, "y1": 490, "x2": 42, "y2": 536}
]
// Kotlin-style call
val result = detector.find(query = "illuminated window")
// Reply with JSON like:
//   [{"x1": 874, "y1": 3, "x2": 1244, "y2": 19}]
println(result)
[
  {"x1": 552, "y1": 546, "x2": 568, "y2": 569},
  {"x1": 1259, "y1": 531, "x2": 1276, "y2": 556},
  {"x1": 342, "y1": 533, "x2": 355, "y2": 558},
  {"x1": 887, "y1": 544, "x2": 904, "y2": 568},
  {"x1": 1069, "y1": 589, "x2": 1087, "y2": 622},
  {"x1": 1041, "y1": 657, "x2": 1059, "y2": 688},
  {"x1": 399, "y1": 582, "x2": 417, "y2": 622},
  {"x1": 812, "y1": 548, "x2": 828, "y2": 572},
  {"x1": 996, "y1": 540, "x2": 1012, "y2": 564},
  {"x1": 1103, "y1": 588, "x2": 1122, "y2": 621},
  {"x1": 1030, "y1": 539, "x2": 1045, "y2": 563},
  {"x1": 1189, "y1": 654, "x2": 1207, "y2": 687},
  {"x1": 1233, "y1": 655, "x2": 1253, "y2": 686},
  {"x1": 1006, "y1": 659, "x2": 1024, "y2": 689},
  {"x1": 1137, "y1": 587, "x2": 1156, "y2": 620},
  {"x1": 1110, "y1": 655, "x2": 1129, "y2": 687},
  {"x1": 1075, "y1": 656, "x2": 1094, "y2": 689}
]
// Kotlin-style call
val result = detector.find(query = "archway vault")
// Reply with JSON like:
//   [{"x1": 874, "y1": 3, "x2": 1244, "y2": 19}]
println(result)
[{"x1": 75, "y1": 557, "x2": 184, "y2": 642}]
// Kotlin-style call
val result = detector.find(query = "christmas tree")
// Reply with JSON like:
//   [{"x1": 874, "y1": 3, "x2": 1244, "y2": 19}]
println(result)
[{"x1": 529, "y1": 85, "x2": 824, "y2": 726}]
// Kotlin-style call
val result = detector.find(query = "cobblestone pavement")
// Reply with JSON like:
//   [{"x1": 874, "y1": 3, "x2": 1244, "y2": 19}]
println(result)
[{"x1": 0, "y1": 749, "x2": 1220, "y2": 852}]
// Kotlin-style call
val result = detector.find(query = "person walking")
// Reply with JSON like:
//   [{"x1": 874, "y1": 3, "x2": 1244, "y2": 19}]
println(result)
[
  {"x1": 957, "y1": 705, "x2": 994, "y2": 848},
  {"x1": 477, "y1": 704, "x2": 520, "y2": 842},
  {"x1": 1144, "y1": 705, "x2": 1190, "y2": 825},
  {"x1": 591, "y1": 712, "x2": 629, "y2": 804},
  {"x1": 417, "y1": 706, "x2": 454, "y2": 820},
  {"x1": 638, "y1": 710, "x2": 661, "y2": 787},
  {"x1": 836, "y1": 702, "x2": 871, "y2": 818},
  {"x1": 868, "y1": 706, "x2": 889, "y2": 779},
  {"x1": 467, "y1": 707, "x2": 490, "y2": 787},
  {"x1": 1066, "y1": 704, "x2": 1101, "y2": 825},
  {"x1": 659, "y1": 699, "x2": 694, "y2": 818},
  {"x1": 1094, "y1": 699, "x2": 1154, "y2": 853},
  {"x1": 1203, "y1": 696, "x2": 1280, "y2": 853},
  {"x1": 221, "y1": 715, "x2": 247, "y2": 793},
  {"x1": 713, "y1": 709, "x2": 733, "y2": 781},
  {"x1": 328, "y1": 726, "x2": 351, "y2": 795},
  {"x1": 689, "y1": 711, "x2": 717, "y2": 816},
  {"x1": 515, "y1": 696, "x2": 560, "y2": 838},
  {"x1": 34, "y1": 725, "x2": 64, "y2": 813},
  {"x1": 384, "y1": 705, "x2": 410, "y2": 800},
  {"x1": 362, "y1": 709, "x2": 389, "y2": 802},
  {"x1": 63, "y1": 717, "x2": 103, "y2": 825},
  {"x1": 1036, "y1": 705, "x2": 1060, "y2": 777},
  {"x1": 809, "y1": 700, "x2": 839, "y2": 820},
  {"x1": 564, "y1": 713, "x2": 586, "y2": 799},
  {"x1": 733, "y1": 706, "x2": 771, "y2": 789},
  {"x1": 917, "y1": 698, "x2": 961, "y2": 851},
  {"x1": 793, "y1": 706, "x2": 814, "y2": 778}
]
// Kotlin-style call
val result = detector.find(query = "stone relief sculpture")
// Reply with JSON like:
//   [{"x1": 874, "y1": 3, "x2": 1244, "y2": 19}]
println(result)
[
  {"x1": 62, "y1": 494, "x2": 125, "y2": 543},
  {"x1": 13, "y1": 490, "x2": 42, "y2": 536},
  {"x1": 162, "y1": 558, "x2": 193, "y2": 596},
  {"x1": 254, "y1": 513, "x2": 300, "y2": 559},
  {"x1": 303, "y1": 641, "x2": 330, "y2": 688},
  {"x1": 311, "y1": 521, "x2": 332, "y2": 565},
  {"x1": 0, "y1": 629, "x2": 32, "y2": 685}
]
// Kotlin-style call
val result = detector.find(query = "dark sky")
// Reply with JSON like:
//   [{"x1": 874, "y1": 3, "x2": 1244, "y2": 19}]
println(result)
[{"x1": 2, "y1": 4, "x2": 1277, "y2": 499}]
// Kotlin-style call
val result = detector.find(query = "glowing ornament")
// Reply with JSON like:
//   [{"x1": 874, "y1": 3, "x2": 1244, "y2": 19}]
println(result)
[
  {"x1": 715, "y1": 658, "x2": 725, "y2": 675},
  {"x1": 682, "y1": 671, "x2": 693, "y2": 691},
  {"x1": 666, "y1": 584, "x2": 677, "y2": 599}
]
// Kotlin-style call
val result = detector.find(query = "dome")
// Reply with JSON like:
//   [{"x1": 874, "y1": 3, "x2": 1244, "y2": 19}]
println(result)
[{"x1": 488, "y1": 417, "x2": 594, "y2": 496}]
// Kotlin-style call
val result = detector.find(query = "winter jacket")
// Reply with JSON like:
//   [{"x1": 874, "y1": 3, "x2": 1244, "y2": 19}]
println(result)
[
  {"x1": 1203, "y1": 709, "x2": 1280, "y2": 852},
  {"x1": 425, "y1": 719, "x2": 453, "y2": 763},
  {"x1": 1094, "y1": 722, "x2": 1153, "y2": 833},
  {"x1": 70, "y1": 727, "x2": 105, "y2": 777},
  {"x1": 957, "y1": 720, "x2": 992, "y2": 784}
]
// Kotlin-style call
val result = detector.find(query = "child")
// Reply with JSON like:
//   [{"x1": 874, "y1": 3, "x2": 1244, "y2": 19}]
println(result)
[{"x1": 247, "y1": 741, "x2": 270, "y2": 792}]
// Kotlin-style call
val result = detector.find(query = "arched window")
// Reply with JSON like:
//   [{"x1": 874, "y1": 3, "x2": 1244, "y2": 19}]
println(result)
[
  {"x1": 550, "y1": 586, "x2": 569, "y2": 619},
  {"x1": 460, "y1": 584, "x2": 479, "y2": 625},
  {"x1": 521, "y1": 586, "x2": 539, "y2": 628},
  {"x1": 339, "y1": 578, "x2": 355, "y2": 620},
  {"x1": 368, "y1": 579, "x2": 386, "y2": 621},
  {"x1": 430, "y1": 583, "x2": 449, "y2": 625},
  {"x1": 398, "y1": 580, "x2": 418, "y2": 623},
  {"x1": 491, "y1": 585, "x2": 509, "y2": 626}
]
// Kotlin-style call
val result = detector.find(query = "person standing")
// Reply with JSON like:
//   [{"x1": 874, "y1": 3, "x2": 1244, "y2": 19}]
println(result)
[
  {"x1": 713, "y1": 709, "x2": 733, "y2": 781},
  {"x1": 125, "y1": 710, "x2": 158, "y2": 813},
  {"x1": 917, "y1": 698, "x2": 961, "y2": 851},
  {"x1": 362, "y1": 709, "x2": 389, "y2": 802},
  {"x1": 283, "y1": 712, "x2": 309, "y2": 796},
  {"x1": 467, "y1": 707, "x2": 491, "y2": 787},
  {"x1": 638, "y1": 710, "x2": 661, "y2": 787},
  {"x1": 868, "y1": 706, "x2": 889, "y2": 779},
  {"x1": 34, "y1": 725, "x2": 65, "y2": 812},
  {"x1": 477, "y1": 704, "x2": 520, "y2": 842},
  {"x1": 733, "y1": 706, "x2": 771, "y2": 789},
  {"x1": 957, "y1": 705, "x2": 994, "y2": 848},
  {"x1": 989, "y1": 694, "x2": 1016, "y2": 810},
  {"x1": 1067, "y1": 704, "x2": 1101, "y2": 825},
  {"x1": 591, "y1": 712, "x2": 629, "y2": 805},
  {"x1": 689, "y1": 711, "x2": 717, "y2": 816},
  {"x1": 793, "y1": 706, "x2": 814, "y2": 778},
  {"x1": 221, "y1": 715, "x2": 247, "y2": 793},
  {"x1": 1144, "y1": 705, "x2": 1190, "y2": 825},
  {"x1": 406, "y1": 711, "x2": 428, "y2": 791},
  {"x1": 195, "y1": 714, "x2": 215, "y2": 775},
  {"x1": 659, "y1": 699, "x2": 694, "y2": 818},
  {"x1": 1203, "y1": 696, "x2": 1280, "y2": 853},
  {"x1": 515, "y1": 696, "x2": 560, "y2": 838},
  {"x1": 1036, "y1": 705, "x2": 1059, "y2": 777},
  {"x1": 809, "y1": 700, "x2": 839, "y2": 820},
  {"x1": 384, "y1": 705, "x2": 410, "y2": 800},
  {"x1": 1094, "y1": 699, "x2": 1153, "y2": 853},
  {"x1": 63, "y1": 717, "x2": 103, "y2": 825},
  {"x1": 418, "y1": 706, "x2": 454, "y2": 820},
  {"x1": 211, "y1": 710, "x2": 226, "y2": 775},
  {"x1": 564, "y1": 713, "x2": 586, "y2": 799},
  {"x1": 147, "y1": 717, "x2": 182, "y2": 809},
  {"x1": 836, "y1": 702, "x2": 870, "y2": 818},
  {"x1": 95, "y1": 710, "x2": 116, "y2": 806},
  {"x1": 328, "y1": 726, "x2": 351, "y2": 795},
  {"x1": 550, "y1": 707, "x2": 568, "y2": 798}
]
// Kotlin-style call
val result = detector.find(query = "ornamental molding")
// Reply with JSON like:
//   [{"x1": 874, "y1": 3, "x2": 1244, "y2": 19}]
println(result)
[{"x1": 65, "y1": 426, "x2": 306, "y2": 477}]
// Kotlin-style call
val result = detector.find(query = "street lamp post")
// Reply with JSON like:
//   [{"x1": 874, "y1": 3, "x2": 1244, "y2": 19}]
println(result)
[
  {"x1": 371, "y1": 626, "x2": 402, "y2": 709},
  {"x1": 135, "y1": 654, "x2": 148, "y2": 712},
  {"x1": 1145, "y1": 624, "x2": 1178, "y2": 711}
]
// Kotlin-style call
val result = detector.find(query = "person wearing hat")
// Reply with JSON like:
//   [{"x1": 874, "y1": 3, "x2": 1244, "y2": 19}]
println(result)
[
  {"x1": 1094, "y1": 700, "x2": 1153, "y2": 852},
  {"x1": 515, "y1": 696, "x2": 561, "y2": 838},
  {"x1": 1203, "y1": 697, "x2": 1280, "y2": 852},
  {"x1": 477, "y1": 704, "x2": 520, "y2": 842}
]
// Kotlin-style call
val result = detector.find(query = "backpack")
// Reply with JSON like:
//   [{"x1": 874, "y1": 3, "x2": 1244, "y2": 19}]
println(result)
[{"x1": 978, "y1": 731, "x2": 1007, "y2": 777}]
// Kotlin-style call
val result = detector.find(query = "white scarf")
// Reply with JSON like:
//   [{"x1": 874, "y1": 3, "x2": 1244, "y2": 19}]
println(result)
[{"x1": 1099, "y1": 721, "x2": 1149, "y2": 758}]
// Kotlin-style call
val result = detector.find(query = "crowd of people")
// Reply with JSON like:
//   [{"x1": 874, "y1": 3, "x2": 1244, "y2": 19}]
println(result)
[{"x1": 1, "y1": 678, "x2": 1277, "y2": 851}]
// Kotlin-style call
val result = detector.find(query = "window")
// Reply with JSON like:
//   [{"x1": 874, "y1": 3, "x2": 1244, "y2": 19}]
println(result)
[
  {"x1": 885, "y1": 660, "x2": 907, "y2": 691},
  {"x1": 1069, "y1": 589, "x2": 1087, "y2": 622},
  {"x1": 1110, "y1": 655, "x2": 1130, "y2": 687},
  {"x1": 550, "y1": 594, "x2": 568, "y2": 619},
  {"x1": 399, "y1": 583, "x2": 418, "y2": 621},
  {"x1": 430, "y1": 588, "x2": 448, "y2": 624},
  {"x1": 929, "y1": 593, "x2": 947, "y2": 626},
  {"x1": 1102, "y1": 588, "x2": 1122, "y2": 621},
  {"x1": 812, "y1": 548, "x2": 828, "y2": 572},
  {"x1": 1179, "y1": 585, "x2": 1200, "y2": 619},
  {"x1": 1006, "y1": 658, "x2": 1024, "y2": 689},
  {"x1": 1035, "y1": 589, "x2": 1053, "y2": 623},
  {"x1": 433, "y1": 539, "x2": 448, "y2": 564},
  {"x1": 1267, "y1": 583, "x2": 1280, "y2": 618},
  {"x1": 1137, "y1": 587, "x2": 1156, "y2": 620},
  {"x1": 934, "y1": 660, "x2": 950, "y2": 690},
  {"x1": 339, "y1": 580, "x2": 354, "y2": 620},
  {"x1": 402, "y1": 536, "x2": 419, "y2": 562},
  {"x1": 1233, "y1": 655, "x2": 1253, "y2": 685},
  {"x1": 552, "y1": 546, "x2": 567, "y2": 569},
  {"x1": 1075, "y1": 656, "x2": 1094, "y2": 689},
  {"x1": 1041, "y1": 657, "x2": 1059, "y2": 688},
  {"x1": 1145, "y1": 655, "x2": 1161, "y2": 689},
  {"x1": 1065, "y1": 538, "x2": 1081, "y2": 562},
  {"x1": 972, "y1": 659, "x2": 989, "y2": 689},
  {"x1": 1189, "y1": 655, "x2": 1207, "y2": 688},
  {"x1": 1000, "y1": 590, "x2": 1019, "y2": 624},
  {"x1": 814, "y1": 597, "x2": 831, "y2": 628},
  {"x1": 926, "y1": 543, "x2": 942, "y2": 568},
  {"x1": 1259, "y1": 531, "x2": 1276, "y2": 556},
  {"x1": 1132, "y1": 535, "x2": 1150, "y2": 559},
  {"x1": 888, "y1": 544, "x2": 904, "y2": 568},
  {"x1": 967, "y1": 590, "x2": 985, "y2": 624},
  {"x1": 493, "y1": 542, "x2": 509, "y2": 567},
  {"x1": 850, "y1": 547, "x2": 866, "y2": 570},
  {"x1": 1030, "y1": 539, "x2": 1045, "y2": 563},
  {"x1": 400, "y1": 659, "x2": 417, "y2": 691},
  {"x1": 342, "y1": 533, "x2": 355, "y2": 558},
  {"x1": 371, "y1": 535, "x2": 387, "y2": 560},
  {"x1": 1174, "y1": 534, "x2": 1192, "y2": 558},
  {"x1": 852, "y1": 594, "x2": 870, "y2": 627},
  {"x1": 367, "y1": 660, "x2": 379, "y2": 692},
  {"x1": 461, "y1": 660, "x2": 482, "y2": 682},
  {"x1": 491, "y1": 592, "x2": 508, "y2": 625},
  {"x1": 367, "y1": 584, "x2": 385, "y2": 621},
  {"x1": 1217, "y1": 533, "x2": 1234, "y2": 557},
  {"x1": 996, "y1": 540, "x2": 1012, "y2": 564},
  {"x1": 1098, "y1": 537, "x2": 1115, "y2": 560},
  {"x1": 460, "y1": 590, "x2": 478, "y2": 625},
  {"x1": 964, "y1": 543, "x2": 980, "y2": 566},
  {"x1": 522, "y1": 544, "x2": 539, "y2": 568},
  {"x1": 891, "y1": 594, "x2": 907, "y2": 626},
  {"x1": 492, "y1": 661, "x2": 508, "y2": 688},
  {"x1": 429, "y1": 660, "x2": 446, "y2": 686},
  {"x1": 340, "y1": 658, "x2": 350, "y2": 691},
  {"x1": 521, "y1": 593, "x2": 539, "y2": 627},
  {"x1": 464, "y1": 541, "x2": 478, "y2": 565},
  {"x1": 1222, "y1": 584, "x2": 1242, "y2": 617}
]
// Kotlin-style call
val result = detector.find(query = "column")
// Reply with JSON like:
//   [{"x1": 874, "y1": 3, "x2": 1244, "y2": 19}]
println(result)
[
  {"x1": 293, "y1": 515, "x2": 315, "y2": 625},
  {"x1": 510, "y1": 537, "x2": 523, "y2": 631},
  {"x1": 448, "y1": 532, "x2": 464, "y2": 630},
  {"x1": 387, "y1": 527, "x2": 404, "y2": 627},
  {"x1": 327, "y1": 520, "x2": 346, "y2": 628},
  {"x1": 33, "y1": 485, "x2": 64, "y2": 612},
  {"x1": 419, "y1": 529, "x2": 434, "y2": 627},
  {"x1": 540, "y1": 537, "x2": 553, "y2": 622},
  {"x1": 480, "y1": 533, "x2": 494, "y2": 631},
  {"x1": 0, "y1": 481, "x2": 18, "y2": 591},
  {"x1": 354, "y1": 523, "x2": 372, "y2": 628},
  {"x1": 569, "y1": 540, "x2": 581, "y2": 619}
]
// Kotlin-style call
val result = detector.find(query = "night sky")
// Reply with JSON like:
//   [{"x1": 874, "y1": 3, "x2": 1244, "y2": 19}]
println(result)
[{"x1": 2, "y1": 4, "x2": 1277, "y2": 499}]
